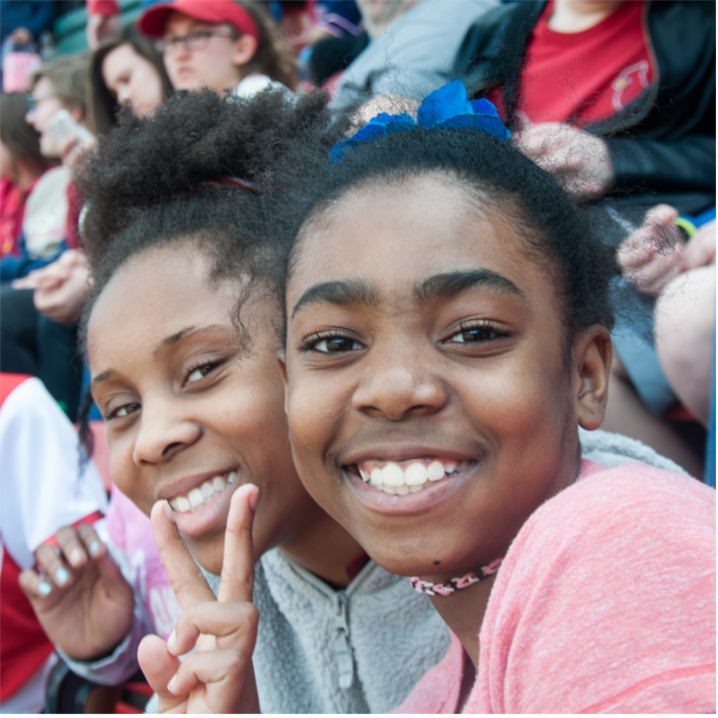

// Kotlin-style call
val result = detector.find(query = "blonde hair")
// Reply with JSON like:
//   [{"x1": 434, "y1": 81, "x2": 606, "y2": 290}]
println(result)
[{"x1": 30, "y1": 54, "x2": 90, "y2": 116}]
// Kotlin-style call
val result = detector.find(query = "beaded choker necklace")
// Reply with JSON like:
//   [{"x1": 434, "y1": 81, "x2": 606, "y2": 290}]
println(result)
[{"x1": 410, "y1": 558, "x2": 502, "y2": 596}]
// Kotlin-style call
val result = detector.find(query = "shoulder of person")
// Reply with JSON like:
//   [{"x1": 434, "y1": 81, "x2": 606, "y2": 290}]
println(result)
[{"x1": 517, "y1": 459, "x2": 715, "y2": 566}]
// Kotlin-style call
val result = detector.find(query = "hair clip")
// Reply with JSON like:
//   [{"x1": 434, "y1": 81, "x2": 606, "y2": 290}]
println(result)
[{"x1": 330, "y1": 80, "x2": 510, "y2": 165}]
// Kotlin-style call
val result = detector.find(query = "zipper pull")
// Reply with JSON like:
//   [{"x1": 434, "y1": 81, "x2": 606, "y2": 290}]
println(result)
[{"x1": 332, "y1": 593, "x2": 354, "y2": 689}]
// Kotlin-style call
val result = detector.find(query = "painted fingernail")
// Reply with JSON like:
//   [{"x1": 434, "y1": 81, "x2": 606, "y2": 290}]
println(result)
[
  {"x1": 167, "y1": 674, "x2": 178, "y2": 693},
  {"x1": 38, "y1": 581, "x2": 52, "y2": 596},
  {"x1": 89, "y1": 541, "x2": 100, "y2": 557},
  {"x1": 55, "y1": 567, "x2": 70, "y2": 585},
  {"x1": 70, "y1": 548, "x2": 84, "y2": 565},
  {"x1": 167, "y1": 630, "x2": 176, "y2": 651}
]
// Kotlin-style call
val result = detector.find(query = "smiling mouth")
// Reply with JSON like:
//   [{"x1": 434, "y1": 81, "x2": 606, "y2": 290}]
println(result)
[
  {"x1": 168, "y1": 470, "x2": 238, "y2": 513},
  {"x1": 352, "y1": 458, "x2": 475, "y2": 495}
]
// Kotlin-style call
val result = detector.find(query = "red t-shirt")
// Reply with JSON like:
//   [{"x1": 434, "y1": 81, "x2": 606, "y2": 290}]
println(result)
[{"x1": 487, "y1": 0, "x2": 654, "y2": 128}]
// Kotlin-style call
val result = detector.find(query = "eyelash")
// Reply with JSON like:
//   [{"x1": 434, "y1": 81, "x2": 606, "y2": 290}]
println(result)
[
  {"x1": 300, "y1": 321, "x2": 510, "y2": 355},
  {"x1": 443, "y1": 320, "x2": 511, "y2": 345},
  {"x1": 301, "y1": 330, "x2": 363, "y2": 354}
]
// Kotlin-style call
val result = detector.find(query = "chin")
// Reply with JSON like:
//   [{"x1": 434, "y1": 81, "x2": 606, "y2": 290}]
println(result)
[{"x1": 184, "y1": 537, "x2": 224, "y2": 578}]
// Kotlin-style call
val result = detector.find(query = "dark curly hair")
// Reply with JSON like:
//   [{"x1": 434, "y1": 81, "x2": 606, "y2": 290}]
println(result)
[
  {"x1": 279, "y1": 116, "x2": 620, "y2": 345},
  {"x1": 74, "y1": 88, "x2": 347, "y2": 448}
]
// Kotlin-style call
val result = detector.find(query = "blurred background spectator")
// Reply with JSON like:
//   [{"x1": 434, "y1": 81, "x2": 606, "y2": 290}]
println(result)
[
  {"x1": 0, "y1": 373, "x2": 107, "y2": 713},
  {"x1": 1, "y1": 54, "x2": 91, "y2": 421},
  {"x1": 330, "y1": 0, "x2": 498, "y2": 107}
]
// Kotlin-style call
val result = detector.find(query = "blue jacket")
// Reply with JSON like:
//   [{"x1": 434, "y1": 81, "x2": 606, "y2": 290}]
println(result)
[
  {"x1": 0, "y1": 1, "x2": 58, "y2": 44},
  {"x1": 0, "y1": 234, "x2": 65, "y2": 282}
]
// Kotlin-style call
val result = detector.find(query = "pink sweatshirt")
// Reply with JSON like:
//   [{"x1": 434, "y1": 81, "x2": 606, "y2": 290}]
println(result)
[
  {"x1": 396, "y1": 460, "x2": 716, "y2": 713},
  {"x1": 105, "y1": 488, "x2": 181, "y2": 641}
]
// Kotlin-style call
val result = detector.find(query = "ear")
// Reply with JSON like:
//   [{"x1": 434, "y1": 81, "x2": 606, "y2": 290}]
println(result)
[
  {"x1": 276, "y1": 350, "x2": 289, "y2": 414},
  {"x1": 572, "y1": 325, "x2": 612, "y2": 431},
  {"x1": 231, "y1": 34, "x2": 258, "y2": 69}
]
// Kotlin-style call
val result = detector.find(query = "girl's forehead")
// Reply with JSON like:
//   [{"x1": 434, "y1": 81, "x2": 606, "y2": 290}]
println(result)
[{"x1": 292, "y1": 177, "x2": 532, "y2": 289}]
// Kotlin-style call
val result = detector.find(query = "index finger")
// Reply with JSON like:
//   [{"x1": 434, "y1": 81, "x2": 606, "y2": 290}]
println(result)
[
  {"x1": 150, "y1": 500, "x2": 216, "y2": 609},
  {"x1": 218, "y1": 484, "x2": 258, "y2": 604}
]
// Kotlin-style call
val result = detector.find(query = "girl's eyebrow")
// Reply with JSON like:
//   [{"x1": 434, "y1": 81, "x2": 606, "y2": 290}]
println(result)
[
  {"x1": 291, "y1": 280, "x2": 378, "y2": 319},
  {"x1": 414, "y1": 270, "x2": 525, "y2": 303},
  {"x1": 157, "y1": 324, "x2": 231, "y2": 354},
  {"x1": 291, "y1": 270, "x2": 524, "y2": 319}
]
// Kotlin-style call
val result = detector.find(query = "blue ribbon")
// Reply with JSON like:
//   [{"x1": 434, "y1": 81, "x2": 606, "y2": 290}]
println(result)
[{"x1": 329, "y1": 80, "x2": 511, "y2": 165}]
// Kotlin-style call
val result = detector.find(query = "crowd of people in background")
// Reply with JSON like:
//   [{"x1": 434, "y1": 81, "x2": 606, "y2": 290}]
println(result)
[{"x1": 0, "y1": 0, "x2": 714, "y2": 713}]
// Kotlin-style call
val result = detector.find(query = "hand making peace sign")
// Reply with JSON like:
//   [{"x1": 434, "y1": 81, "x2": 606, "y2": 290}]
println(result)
[{"x1": 138, "y1": 484, "x2": 261, "y2": 713}]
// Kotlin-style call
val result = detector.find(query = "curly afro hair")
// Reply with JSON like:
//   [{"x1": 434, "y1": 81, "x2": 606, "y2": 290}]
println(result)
[{"x1": 77, "y1": 88, "x2": 351, "y2": 347}]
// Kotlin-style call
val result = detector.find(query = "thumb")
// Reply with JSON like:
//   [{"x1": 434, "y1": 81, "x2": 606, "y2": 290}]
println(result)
[{"x1": 138, "y1": 634, "x2": 184, "y2": 709}]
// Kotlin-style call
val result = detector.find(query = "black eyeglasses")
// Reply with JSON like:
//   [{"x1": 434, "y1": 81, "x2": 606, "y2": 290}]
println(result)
[{"x1": 157, "y1": 30, "x2": 236, "y2": 55}]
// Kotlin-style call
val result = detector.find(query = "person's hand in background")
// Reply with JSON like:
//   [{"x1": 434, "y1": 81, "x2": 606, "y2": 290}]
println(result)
[
  {"x1": 514, "y1": 122, "x2": 614, "y2": 199},
  {"x1": 19, "y1": 524, "x2": 135, "y2": 662}
]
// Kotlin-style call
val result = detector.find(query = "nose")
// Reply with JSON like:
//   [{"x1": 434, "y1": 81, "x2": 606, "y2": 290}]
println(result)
[
  {"x1": 352, "y1": 345, "x2": 448, "y2": 421},
  {"x1": 117, "y1": 86, "x2": 132, "y2": 106},
  {"x1": 132, "y1": 397, "x2": 201, "y2": 466}
]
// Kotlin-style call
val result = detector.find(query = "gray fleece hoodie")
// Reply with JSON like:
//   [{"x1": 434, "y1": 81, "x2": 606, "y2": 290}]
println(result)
[{"x1": 62, "y1": 429, "x2": 687, "y2": 713}]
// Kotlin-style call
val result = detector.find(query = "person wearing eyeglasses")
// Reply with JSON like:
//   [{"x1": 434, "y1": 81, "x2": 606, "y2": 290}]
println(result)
[{"x1": 138, "y1": 0, "x2": 298, "y2": 96}]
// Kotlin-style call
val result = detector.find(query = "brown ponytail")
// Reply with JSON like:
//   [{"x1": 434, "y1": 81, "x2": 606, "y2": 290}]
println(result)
[{"x1": 236, "y1": 1, "x2": 299, "y2": 91}]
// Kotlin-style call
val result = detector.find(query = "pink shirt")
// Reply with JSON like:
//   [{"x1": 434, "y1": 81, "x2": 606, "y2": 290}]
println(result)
[
  {"x1": 396, "y1": 460, "x2": 716, "y2": 713},
  {"x1": 105, "y1": 488, "x2": 181, "y2": 641}
]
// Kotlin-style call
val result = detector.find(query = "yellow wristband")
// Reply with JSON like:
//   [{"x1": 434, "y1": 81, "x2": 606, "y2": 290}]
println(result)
[{"x1": 673, "y1": 216, "x2": 697, "y2": 238}]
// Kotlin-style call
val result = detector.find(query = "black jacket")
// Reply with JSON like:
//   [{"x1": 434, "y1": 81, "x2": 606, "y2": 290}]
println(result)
[{"x1": 454, "y1": 1, "x2": 716, "y2": 215}]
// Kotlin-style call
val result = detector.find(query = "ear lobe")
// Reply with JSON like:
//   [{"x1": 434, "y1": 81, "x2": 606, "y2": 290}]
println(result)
[
  {"x1": 574, "y1": 326, "x2": 612, "y2": 431},
  {"x1": 232, "y1": 34, "x2": 258, "y2": 69}
]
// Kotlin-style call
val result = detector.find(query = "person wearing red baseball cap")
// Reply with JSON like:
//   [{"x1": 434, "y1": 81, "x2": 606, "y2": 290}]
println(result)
[{"x1": 138, "y1": 0, "x2": 297, "y2": 96}]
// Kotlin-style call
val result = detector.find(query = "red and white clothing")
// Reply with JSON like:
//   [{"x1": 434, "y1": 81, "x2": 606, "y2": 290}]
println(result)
[
  {"x1": 0, "y1": 374, "x2": 107, "y2": 712},
  {"x1": 486, "y1": 0, "x2": 654, "y2": 128}
]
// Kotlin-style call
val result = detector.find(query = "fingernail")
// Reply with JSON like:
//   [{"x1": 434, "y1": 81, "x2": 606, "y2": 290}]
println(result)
[
  {"x1": 249, "y1": 486, "x2": 259, "y2": 511},
  {"x1": 89, "y1": 541, "x2": 100, "y2": 557},
  {"x1": 38, "y1": 581, "x2": 52, "y2": 596},
  {"x1": 70, "y1": 548, "x2": 84, "y2": 565},
  {"x1": 167, "y1": 674, "x2": 178, "y2": 693},
  {"x1": 167, "y1": 630, "x2": 176, "y2": 651},
  {"x1": 55, "y1": 567, "x2": 70, "y2": 585}
]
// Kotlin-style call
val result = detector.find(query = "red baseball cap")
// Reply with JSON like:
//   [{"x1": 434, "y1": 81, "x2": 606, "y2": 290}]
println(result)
[{"x1": 138, "y1": 0, "x2": 259, "y2": 44}]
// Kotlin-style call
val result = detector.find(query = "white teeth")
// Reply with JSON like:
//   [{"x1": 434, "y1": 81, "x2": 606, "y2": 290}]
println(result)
[
  {"x1": 359, "y1": 458, "x2": 473, "y2": 495},
  {"x1": 404, "y1": 463, "x2": 429, "y2": 486},
  {"x1": 175, "y1": 496, "x2": 191, "y2": 513},
  {"x1": 188, "y1": 488, "x2": 204, "y2": 508},
  {"x1": 370, "y1": 468, "x2": 384, "y2": 486},
  {"x1": 383, "y1": 463, "x2": 404, "y2": 487},
  {"x1": 170, "y1": 471, "x2": 237, "y2": 514}
]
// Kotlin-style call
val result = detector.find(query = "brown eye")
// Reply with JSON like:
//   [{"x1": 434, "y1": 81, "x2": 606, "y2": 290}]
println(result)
[
  {"x1": 312, "y1": 336, "x2": 362, "y2": 353},
  {"x1": 447, "y1": 325, "x2": 509, "y2": 344}
]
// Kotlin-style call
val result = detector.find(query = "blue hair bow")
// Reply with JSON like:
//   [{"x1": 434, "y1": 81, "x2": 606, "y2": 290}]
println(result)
[{"x1": 329, "y1": 80, "x2": 510, "y2": 165}]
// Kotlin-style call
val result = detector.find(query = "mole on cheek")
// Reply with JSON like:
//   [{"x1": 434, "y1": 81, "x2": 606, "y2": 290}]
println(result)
[{"x1": 433, "y1": 559, "x2": 441, "y2": 566}]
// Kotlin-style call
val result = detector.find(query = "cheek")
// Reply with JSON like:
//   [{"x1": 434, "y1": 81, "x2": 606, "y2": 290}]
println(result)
[{"x1": 108, "y1": 433, "x2": 152, "y2": 516}]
